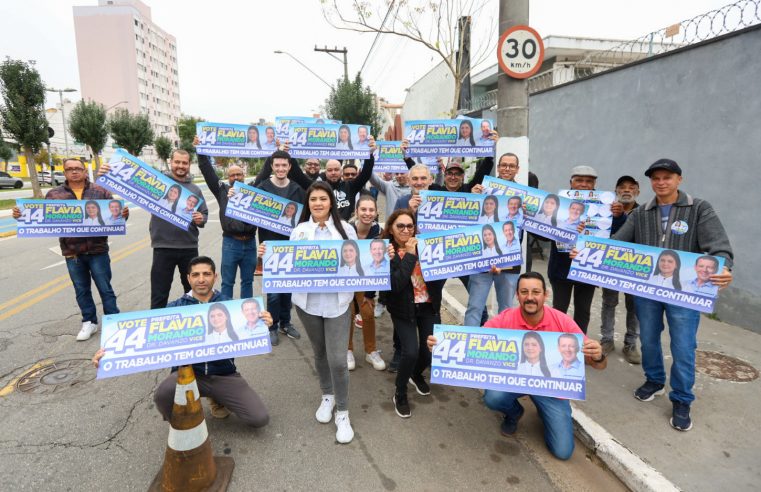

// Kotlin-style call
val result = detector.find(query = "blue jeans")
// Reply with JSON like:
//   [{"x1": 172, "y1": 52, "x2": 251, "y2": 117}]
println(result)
[
  {"x1": 464, "y1": 272, "x2": 518, "y2": 326},
  {"x1": 483, "y1": 389, "x2": 574, "y2": 460},
  {"x1": 267, "y1": 293, "x2": 292, "y2": 328},
  {"x1": 66, "y1": 253, "x2": 119, "y2": 324},
  {"x1": 634, "y1": 297, "x2": 701, "y2": 404},
  {"x1": 221, "y1": 235, "x2": 257, "y2": 299}
]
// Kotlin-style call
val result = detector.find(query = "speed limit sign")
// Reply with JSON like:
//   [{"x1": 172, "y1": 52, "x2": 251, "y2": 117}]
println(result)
[{"x1": 497, "y1": 25, "x2": 544, "y2": 79}]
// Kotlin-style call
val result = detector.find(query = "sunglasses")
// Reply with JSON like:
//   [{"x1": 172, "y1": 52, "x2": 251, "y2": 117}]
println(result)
[{"x1": 394, "y1": 223, "x2": 415, "y2": 231}]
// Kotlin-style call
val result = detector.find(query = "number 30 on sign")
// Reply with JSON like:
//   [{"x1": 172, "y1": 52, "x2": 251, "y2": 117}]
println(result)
[{"x1": 497, "y1": 25, "x2": 545, "y2": 79}]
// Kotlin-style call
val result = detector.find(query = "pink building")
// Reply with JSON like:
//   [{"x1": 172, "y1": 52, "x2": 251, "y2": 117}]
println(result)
[{"x1": 73, "y1": 0, "x2": 181, "y2": 150}]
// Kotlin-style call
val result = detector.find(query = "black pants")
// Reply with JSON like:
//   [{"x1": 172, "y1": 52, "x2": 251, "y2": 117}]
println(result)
[
  {"x1": 391, "y1": 303, "x2": 435, "y2": 394},
  {"x1": 151, "y1": 247, "x2": 198, "y2": 309},
  {"x1": 549, "y1": 278, "x2": 595, "y2": 334}
]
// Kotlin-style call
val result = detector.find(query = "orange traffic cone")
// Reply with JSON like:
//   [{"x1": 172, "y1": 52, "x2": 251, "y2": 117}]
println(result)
[{"x1": 148, "y1": 365, "x2": 234, "y2": 492}]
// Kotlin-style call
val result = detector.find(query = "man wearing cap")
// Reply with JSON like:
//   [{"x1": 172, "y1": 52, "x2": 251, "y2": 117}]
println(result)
[
  {"x1": 548, "y1": 166, "x2": 598, "y2": 334},
  {"x1": 611, "y1": 158, "x2": 733, "y2": 432},
  {"x1": 599, "y1": 176, "x2": 641, "y2": 363}
]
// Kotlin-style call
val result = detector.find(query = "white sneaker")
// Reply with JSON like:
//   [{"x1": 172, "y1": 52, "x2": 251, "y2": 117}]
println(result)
[
  {"x1": 335, "y1": 410, "x2": 354, "y2": 444},
  {"x1": 365, "y1": 351, "x2": 386, "y2": 371},
  {"x1": 347, "y1": 350, "x2": 356, "y2": 371},
  {"x1": 315, "y1": 395, "x2": 335, "y2": 423},
  {"x1": 373, "y1": 302, "x2": 385, "y2": 318},
  {"x1": 76, "y1": 321, "x2": 98, "y2": 341}
]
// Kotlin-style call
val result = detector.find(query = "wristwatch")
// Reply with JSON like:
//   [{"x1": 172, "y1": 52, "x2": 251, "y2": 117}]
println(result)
[{"x1": 593, "y1": 353, "x2": 606, "y2": 363}]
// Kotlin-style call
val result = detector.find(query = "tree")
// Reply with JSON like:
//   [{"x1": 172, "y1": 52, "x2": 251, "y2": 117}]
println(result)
[
  {"x1": 322, "y1": 1, "x2": 497, "y2": 116},
  {"x1": 177, "y1": 115, "x2": 203, "y2": 160},
  {"x1": 33, "y1": 148, "x2": 62, "y2": 170},
  {"x1": 68, "y1": 99, "x2": 108, "y2": 174},
  {"x1": 154, "y1": 135, "x2": 172, "y2": 171},
  {"x1": 0, "y1": 140, "x2": 13, "y2": 172},
  {"x1": 0, "y1": 59, "x2": 49, "y2": 198},
  {"x1": 107, "y1": 108, "x2": 154, "y2": 156},
  {"x1": 324, "y1": 73, "x2": 383, "y2": 137}
]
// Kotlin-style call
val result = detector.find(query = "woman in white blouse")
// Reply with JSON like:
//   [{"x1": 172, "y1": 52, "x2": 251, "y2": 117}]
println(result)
[
  {"x1": 481, "y1": 224, "x2": 502, "y2": 259},
  {"x1": 206, "y1": 303, "x2": 239, "y2": 344},
  {"x1": 516, "y1": 331, "x2": 551, "y2": 377},
  {"x1": 651, "y1": 249, "x2": 682, "y2": 291}
]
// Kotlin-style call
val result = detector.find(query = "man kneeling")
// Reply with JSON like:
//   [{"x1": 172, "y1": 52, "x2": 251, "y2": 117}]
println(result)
[
  {"x1": 93, "y1": 256, "x2": 270, "y2": 427},
  {"x1": 427, "y1": 272, "x2": 606, "y2": 460}
]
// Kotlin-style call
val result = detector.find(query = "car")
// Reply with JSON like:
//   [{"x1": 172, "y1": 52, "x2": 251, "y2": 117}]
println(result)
[
  {"x1": 0, "y1": 171, "x2": 23, "y2": 189},
  {"x1": 39, "y1": 171, "x2": 66, "y2": 186}
]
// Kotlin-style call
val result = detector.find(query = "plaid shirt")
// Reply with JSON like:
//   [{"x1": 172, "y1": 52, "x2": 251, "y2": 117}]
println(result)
[{"x1": 46, "y1": 180, "x2": 113, "y2": 257}]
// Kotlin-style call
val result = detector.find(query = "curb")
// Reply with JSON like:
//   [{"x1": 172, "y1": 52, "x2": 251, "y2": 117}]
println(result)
[
  {"x1": 0, "y1": 230, "x2": 16, "y2": 238},
  {"x1": 440, "y1": 286, "x2": 680, "y2": 492}
]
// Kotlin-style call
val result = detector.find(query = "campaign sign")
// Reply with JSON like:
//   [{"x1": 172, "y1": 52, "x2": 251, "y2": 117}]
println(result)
[
  {"x1": 16, "y1": 199, "x2": 126, "y2": 238},
  {"x1": 225, "y1": 182, "x2": 302, "y2": 236},
  {"x1": 196, "y1": 121, "x2": 278, "y2": 158},
  {"x1": 482, "y1": 176, "x2": 587, "y2": 244},
  {"x1": 373, "y1": 141, "x2": 407, "y2": 173},
  {"x1": 417, "y1": 221, "x2": 523, "y2": 281},
  {"x1": 262, "y1": 239, "x2": 391, "y2": 293},
  {"x1": 431, "y1": 325, "x2": 586, "y2": 400},
  {"x1": 96, "y1": 149, "x2": 203, "y2": 231},
  {"x1": 556, "y1": 189, "x2": 616, "y2": 252},
  {"x1": 417, "y1": 190, "x2": 523, "y2": 233},
  {"x1": 286, "y1": 123, "x2": 372, "y2": 160},
  {"x1": 275, "y1": 116, "x2": 340, "y2": 141},
  {"x1": 403, "y1": 118, "x2": 495, "y2": 158},
  {"x1": 569, "y1": 236, "x2": 724, "y2": 313},
  {"x1": 97, "y1": 297, "x2": 271, "y2": 379}
]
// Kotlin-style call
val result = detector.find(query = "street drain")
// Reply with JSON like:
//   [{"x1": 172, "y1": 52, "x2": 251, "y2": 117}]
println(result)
[
  {"x1": 695, "y1": 350, "x2": 759, "y2": 382},
  {"x1": 16, "y1": 359, "x2": 95, "y2": 394}
]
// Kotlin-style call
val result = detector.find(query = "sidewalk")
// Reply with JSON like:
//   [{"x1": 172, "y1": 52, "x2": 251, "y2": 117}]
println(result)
[{"x1": 441, "y1": 257, "x2": 761, "y2": 492}]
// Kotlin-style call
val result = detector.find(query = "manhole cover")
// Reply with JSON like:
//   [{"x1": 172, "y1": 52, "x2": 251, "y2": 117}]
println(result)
[
  {"x1": 16, "y1": 359, "x2": 95, "y2": 394},
  {"x1": 696, "y1": 350, "x2": 759, "y2": 382}
]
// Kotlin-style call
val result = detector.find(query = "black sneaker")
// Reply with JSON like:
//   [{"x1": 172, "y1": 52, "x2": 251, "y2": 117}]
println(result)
[
  {"x1": 393, "y1": 393, "x2": 411, "y2": 418},
  {"x1": 409, "y1": 375, "x2": 430, "y2": 396},
  {"x1": 634, "y1": 381, "x2": 665, "y2": 401},
  {"x1": 279, "y1": 322, "x2": 301, "y2": 340},
  {"x1": 670, "y1": 401, "x2": 693, "y2": 431},
  {"x1": 500, "y1": 404, "x2": 525, "y2": 436},
  {"x1": 388, "y1": 350, "x2": 401, "y2": 373},
  {"x1": 269, "y1": 329, "x2": 279, "y2": 347}
]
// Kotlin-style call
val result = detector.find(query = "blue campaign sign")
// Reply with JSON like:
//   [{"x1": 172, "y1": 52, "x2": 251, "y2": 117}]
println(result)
[
  {"x1": 417, "y1": 190, "x2": 524, "y2": 233},
  {"x1": 556, "y1": 189, "x2": 616, "y2": 252},
  {"x1": 16, "y1": 199, "x2": 126, "y2": 238},
  {"x1": 225, "y1": 182, "x2": 302, "y2": 236},
  {"x1": 569, "y1": 236, "x2": 724, "y2": 313},
  {"x1": 403, "y1": 118, "x2": 495, "y2": 158},
  {"x1": 274, "y1": 116, "x2": 341, "y2": 141},
  {"x1": 286, "y1": 123, "x2": 372, "y2": 160},
  {"x1": 97, "y1": 297, "x2": 271, "y2": 379},
  {"x1": 431, "y1": 324, "x2": 586, "y2": 400},
  {"x1": 196, "y1": 121, "x2": 278, "y2": 158}
]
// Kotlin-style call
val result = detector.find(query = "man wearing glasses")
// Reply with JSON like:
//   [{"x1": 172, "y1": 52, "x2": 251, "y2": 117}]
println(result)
[
  {"x1": 303, "y1": 158, "x2": 322, "y2": 182},
  {"x1": 13, "y1": 158, "x2": 129, "y2": 341}
]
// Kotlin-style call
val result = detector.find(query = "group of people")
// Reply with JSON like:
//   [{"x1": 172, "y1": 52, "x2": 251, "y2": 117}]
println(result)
[{"x1": 25, "y1": 125, "x2": 733, "y2": 458}]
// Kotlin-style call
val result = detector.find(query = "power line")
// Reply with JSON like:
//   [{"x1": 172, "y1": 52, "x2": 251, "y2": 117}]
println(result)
[{"x1": 360, "y1": 0, "x2": 397, "y2": 74}]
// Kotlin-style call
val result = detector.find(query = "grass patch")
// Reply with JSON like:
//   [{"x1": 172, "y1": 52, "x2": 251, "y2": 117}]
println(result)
[{"x1": 0, "y1": 198, "x2": 18, "y2": 210}]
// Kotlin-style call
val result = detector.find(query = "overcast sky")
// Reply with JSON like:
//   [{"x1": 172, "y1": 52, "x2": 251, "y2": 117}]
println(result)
[{"x1": 0, "y1": 0, "x2": 735, "y2": 124}]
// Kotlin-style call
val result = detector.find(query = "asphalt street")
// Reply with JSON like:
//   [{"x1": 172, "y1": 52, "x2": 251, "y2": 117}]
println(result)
[{"x1": 0, "y1": 186, "x2": 624, "y2": 491}]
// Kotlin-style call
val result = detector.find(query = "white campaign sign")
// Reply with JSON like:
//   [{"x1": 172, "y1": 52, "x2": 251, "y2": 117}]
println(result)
[{"x1": 497, "y1": 25, "x2": 545, "y2": 79}]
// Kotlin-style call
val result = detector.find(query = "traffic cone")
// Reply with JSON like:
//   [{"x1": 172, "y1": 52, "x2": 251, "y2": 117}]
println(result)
[{"x1": 148, "y1": 365, "x2": 234, "y2": 492}]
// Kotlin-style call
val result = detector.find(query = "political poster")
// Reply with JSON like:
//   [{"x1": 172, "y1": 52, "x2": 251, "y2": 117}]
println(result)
[
  {"x1": 275, "y1": 116, "x2": 340, "y2": 141},
  {"x1": 15, "y1": 199, "x2": 126, "y2": 238},
  {"x1": 403, "y1": 118, "x2": 495, "y2": 158},
  {"x1": 96, "y1": 149, "x2": 204, "y2": 231},
  {"x1": 417, "y1": 221, "x2": 523, "y2": 281},
  {"x1": 195, "y1": 122, "x2": 278, "y2": 158},
  {"x1": 225, "y1": 181, "x2": 302, "y2": 236},
  {"x1": 286, "y1": 123, "x2": 372, "y2": 160},
  {"x1": 569, "y1": 236, "x2": 724, "y2": 313},
  {"x1": 431, "y1": 325, "x2": 586, "y2": 400},
  {"x1": 556, "y1": 189, "x2": 616, "y2": 252},
  {"x1": 262, "y1": 239, "x2": 391, "y2": 293},
  {"x1": 417, "y1": 190, "x2": 524, "y2": 233},
  {"x1": 373, "y1": 142, "x2": 441, "y2": 174},
  {"x1": 96, "y1": 297, "x2": 271, "y2": 379},
  {"x1": 482, "y1": 176, "x2": 587, "y2": 244}
]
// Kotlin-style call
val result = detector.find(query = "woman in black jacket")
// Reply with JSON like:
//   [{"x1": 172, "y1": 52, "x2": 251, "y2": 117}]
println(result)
[{"x1": 383, "y1": 209, "x2": 445, "y2": 418}]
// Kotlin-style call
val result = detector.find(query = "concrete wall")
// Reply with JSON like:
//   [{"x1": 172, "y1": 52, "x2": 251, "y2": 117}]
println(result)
[
  {"x1": 528, "y1": 25, "x2": 761, "y2": 331},
  {"x1": 402, "y1": 61, "x2": 455, "y2": 121}
]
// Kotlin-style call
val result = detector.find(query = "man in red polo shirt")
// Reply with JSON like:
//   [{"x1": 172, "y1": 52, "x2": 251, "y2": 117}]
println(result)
[{"x1": 428, "y1": 272, "x2": 606, "y2": 460}]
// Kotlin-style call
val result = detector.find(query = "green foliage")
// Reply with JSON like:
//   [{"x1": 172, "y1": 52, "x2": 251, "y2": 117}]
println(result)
[
  {"x1": 0, "y1": 140, "x2": 13, "y2": 164},
  {"x1": 324, "y1": 73, "x2": 383, "y2": 137},
  {"x1": 177, "y1": 114, "x2": 202, "y2": 160},
  {"x1": 154, "y1": 135, "x2": 173, "y2": 163},
  {"x1": 107, "y1": 108, "x2": 154, "y2": 156},
  {"x1": 0, "y1": 59, "x2": 49, "y2": 153},
  {"x1": 68, "y1": 100, "x2": 108, "y2": 154},
  {"x1": 33, "y1": 148, "x2": 62, "y2": 168}
]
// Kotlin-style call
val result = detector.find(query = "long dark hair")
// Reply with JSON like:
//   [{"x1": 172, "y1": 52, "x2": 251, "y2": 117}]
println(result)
[
  {"x1": 207, "y1": 302, "x2": 239, "y2": 341},
  {"x1": 282, "y1": 201, "x2": 298, "y2": 227},
  {"x1": 163, "y1": 184, "x2": 182, "y2": 213},
  {"x1": 458, "y1": 120, "x2": 475, "y2": 146},
  {"x1": 481, "y1": 224, "x2": 502, "y2": 256},
  {"x1": 84, "y1": 200, "x2": 105, "y2": 225},
  {"x1": 382, "y1": 208, "x2": 417, "y2": 250},
  {"x1": 298, "y1": 181, "x2": 349, "y2": 239},
  {"x1": 481, "y1": 195, "x2": 500, "y2": 222},
  {"x1": 340, "y1": 240, "x2": 365, "y2": 276},
  {"x1": 654, "y1": 249, "x2": 682, "y2": 291},
  {"x1": 338, "y1": 124, "x2": 353, "y2": 149},
  {"x1": 539, "y1": 193, "x2": 559, "y2": 227},
  {"x1": 247, "y1": 125, "x2": 261, "y2": 149},
  {"x1": 520, "y1": 331, "x2": 550, "y2": 377}
]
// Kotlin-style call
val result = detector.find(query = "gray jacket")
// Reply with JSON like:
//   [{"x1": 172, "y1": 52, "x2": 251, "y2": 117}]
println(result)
[
  {"x1": 369, "y1": 173, "x2": 411, "y2": 218},
  {"x1": 613, "y1": 190, "x2": 733, "y2": 268},
  {"x1": 150, "y1": 175, "x2": 208, "y2": 249}
]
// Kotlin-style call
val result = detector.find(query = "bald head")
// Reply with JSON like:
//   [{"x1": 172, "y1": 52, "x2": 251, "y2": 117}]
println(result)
[
  {"x1": 325, "y1": 159, "x2": 342, "y2": 183},
  {"x1": 227, "y1": 164, "x2": 245, "y2": 184}
]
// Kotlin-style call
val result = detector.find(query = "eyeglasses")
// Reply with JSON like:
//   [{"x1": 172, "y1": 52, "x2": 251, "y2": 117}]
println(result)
[
  {"x1": 64, "y1": 168, "x2": 86, "y2": 173},
  {"x1": 445, "y1": 171, "x2": 464, "y2": 177},
  {"x1": 394, "y1": 223, "x2": 415, "y2": 231},
  {"x1": 498, "y1": 164, "x2": 519, "y2": 170}
]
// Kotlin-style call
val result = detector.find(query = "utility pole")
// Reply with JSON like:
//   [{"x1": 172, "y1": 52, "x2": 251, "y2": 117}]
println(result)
[
  {"x1": 314, "y1": 46, "x2": 348, "y2": 82},
  {"x1": 46, "y1": 87, "x2": 78, "y2": 158},
  {"x1": 498, "y1": 0, "x2": 529, "y2": 139}
]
